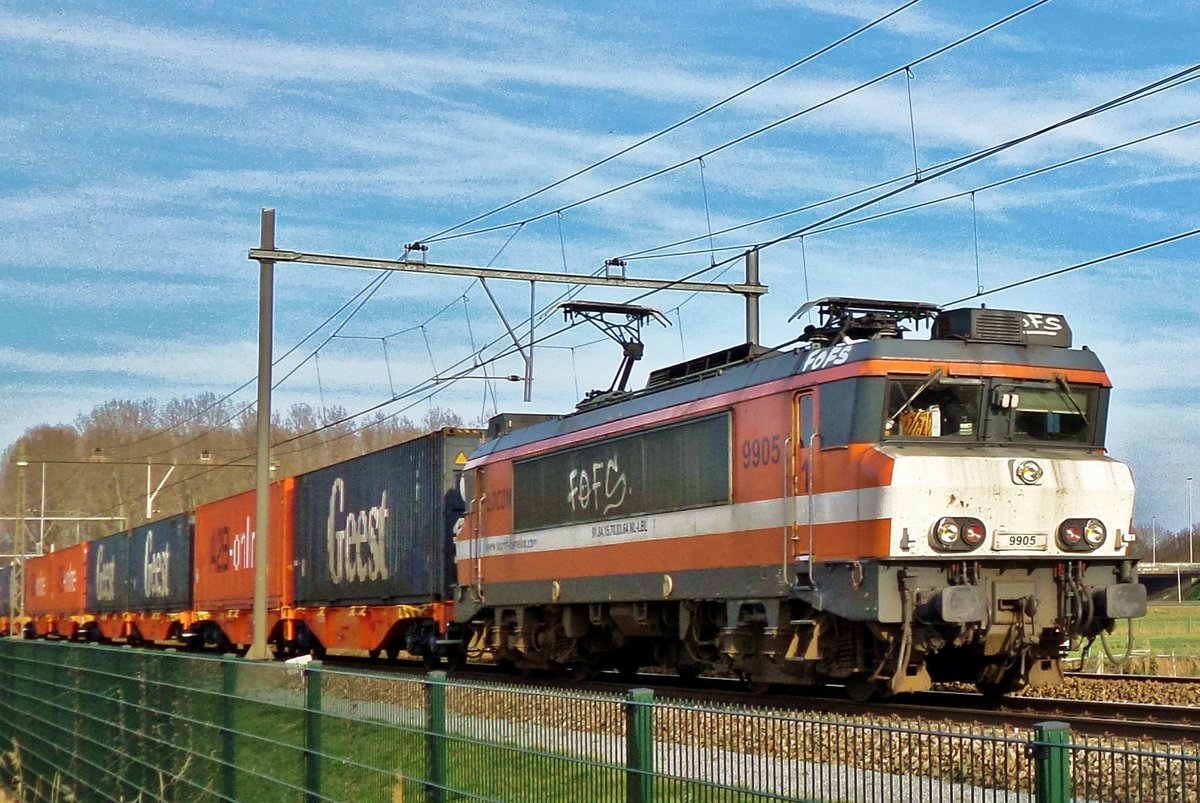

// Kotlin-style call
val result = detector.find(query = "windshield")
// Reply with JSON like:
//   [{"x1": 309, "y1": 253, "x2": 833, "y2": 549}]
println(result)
[
  {"x1": 880, "y1": 376, "x2": 1100, "y2": 446},
  {"x1": 1008, "y1": 386, "x2": 1092, "y2": 443},
  {"x1": 883, "y1": 377, "x2": 984, "y2": 439}
]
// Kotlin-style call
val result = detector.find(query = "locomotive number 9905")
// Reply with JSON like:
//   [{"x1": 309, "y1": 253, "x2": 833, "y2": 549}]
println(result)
[
  {"x1": 995, "y1": 533, "x2": 1047, "y2": 550},
  {"x1": 741, "y1": 435, "x2": 782, "y2": 469}
]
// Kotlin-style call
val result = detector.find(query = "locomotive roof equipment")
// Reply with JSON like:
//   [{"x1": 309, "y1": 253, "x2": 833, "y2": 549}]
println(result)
[
  {"x1": 789, "y1": 296, "x2": 942, "y2": 346},
  {"x1": 559, "y1": 300, "x2": 670, "y2": 403}
]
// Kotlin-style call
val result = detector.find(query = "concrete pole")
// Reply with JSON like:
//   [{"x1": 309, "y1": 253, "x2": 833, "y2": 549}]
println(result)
[
  {"x1": 745, "y1": 249, "x2": 760, "y2": 346},
  {"x1": 1189, "y1": 476, "x2": 1195, "y2": 566},
  {"x1": 1151, "y1": 516, "x2": 1157, "y2": 565},
  {"x1": 247, "y1": 208, "x2": 276, "y2": 661},
  {"x1": 14, "y1": 445, "x2": 27, "y2": 635},
  {"x1": 38, "y1": 462, "x2": 45, "y2": 554}
]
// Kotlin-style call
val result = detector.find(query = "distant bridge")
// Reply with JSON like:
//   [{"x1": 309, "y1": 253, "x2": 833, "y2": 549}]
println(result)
[{"x1": 1136, "y1": 562, "x2": 1200, "y2": 601}]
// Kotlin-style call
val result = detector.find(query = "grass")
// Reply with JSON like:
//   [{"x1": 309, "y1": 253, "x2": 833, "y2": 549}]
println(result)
[{"x1": 1074, "y1": 603, "x2": 1200, "y2": 675}]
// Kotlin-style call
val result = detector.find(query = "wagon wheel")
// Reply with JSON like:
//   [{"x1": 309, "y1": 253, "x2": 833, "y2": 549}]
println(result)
[
  {"x1": 445, "y1": 647, "x2": 467, "y2": 673},
  {"x1": 975, "y1": 670, "x2": 1026, "y2": 699},
  {"x1": 844, "y1": 674, "x2": 877, "y2": 703}
]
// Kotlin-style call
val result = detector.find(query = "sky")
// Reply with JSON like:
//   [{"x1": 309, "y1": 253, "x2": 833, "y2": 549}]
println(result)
[{"x1": 2, "y1": 1, "x2": 1198, "y2": 531}]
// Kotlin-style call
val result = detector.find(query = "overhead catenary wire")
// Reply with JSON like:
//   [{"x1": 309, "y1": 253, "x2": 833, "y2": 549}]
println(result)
[
  {"x1": 203, "y1": 61, "x2": 1200, "y2": 475},
  {"x1": 422, "y1": 0, "x2": 1052, "y2": 246},
  {"x1": 131, "y1": 269, "x2": 396, "y2": 463},
  {"x1": 75, "y1": 2, "x2": 1037, "y2": 466},
  {"x1": 649, "y1": 62, "x2": 1200, "y2": 283},
  {"x1": 416, "y1": 0, "x2": 925, "y2": 245},
  {"x1": 247, "y1": 66, "x2": 1200, "y2": 466},
  {"x1": 79, "y1": 220, "x2": 1198, "y2": 525},
  {"x1": 93, "y1": 270, "x2": 392, "y2": 456},
  {"x1": 942, "y1": 227, "x2": 1200, "y2": 307},
  {"x1": 621, "y1": 108, "x2": 1200, "y2": 265}
]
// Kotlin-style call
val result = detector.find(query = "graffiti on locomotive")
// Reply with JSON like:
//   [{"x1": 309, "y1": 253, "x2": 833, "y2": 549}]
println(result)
[
  {"x1": 514, "y1": 413, "x2": 730, "y2": 532},
  {"x1": 567, "y1": 456, "x2": 628, "y2": 515}
]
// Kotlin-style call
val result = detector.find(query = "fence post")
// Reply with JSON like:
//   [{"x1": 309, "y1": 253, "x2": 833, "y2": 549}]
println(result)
[
  {"x1": 626, "y1": 688, "x2": 654, "y2": 803},
  {"x1": 1034, "y1": 721, "x2": 1071, "y2": 803},
  {"x1": 220, "y1": 657, "x2": 237, "y2": 801},
  {"x1": 122, "y1": 648, "x2": 148, "y2": 800},
  {"x1": 425, "y1": 670, "x2": 448, "y2": 803},
  {"x1": 305, "y1": 661, "x2": 324, "y2": 803}
]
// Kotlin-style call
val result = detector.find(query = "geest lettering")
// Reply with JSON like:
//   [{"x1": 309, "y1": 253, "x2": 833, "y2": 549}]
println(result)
[
  {"x1": 143, "y1": 531, "x2": 171, "y2": 598},
  {"x1": 95, "y1": 544, "x2": 117, "y2": 602},
  {"x1": 326, "y1": 478, "x2": 391, "y2": 585}
]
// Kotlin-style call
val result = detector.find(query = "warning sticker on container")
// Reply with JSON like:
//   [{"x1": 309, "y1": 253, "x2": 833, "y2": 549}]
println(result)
[{"x1": 455, "y1": 452, "x2": 469, "y2": 465}]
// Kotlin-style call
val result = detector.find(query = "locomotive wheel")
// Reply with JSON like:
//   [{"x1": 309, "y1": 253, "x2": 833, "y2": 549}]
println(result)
[
  {"x1": 616, "y1": 656, "x2": 641, "y2": 680},
  {"x1": 423, "y1": 652, "x2": 441, "y2": 670},
  {"x1": 561, "y1": 662, "x2": 590, "y2": 681},
  {"x1": 844, "y1": 674, "x2": 877, "y2": 703},
  {"x1": 367, "y1": 648, "x2": 381, "y2": 661},
  {"x1": 976, "y1": 671, "x2": 1025, "y2": 699},
  {"x1": 445, "y1": 647, "x2": 467, "y2": 672}
]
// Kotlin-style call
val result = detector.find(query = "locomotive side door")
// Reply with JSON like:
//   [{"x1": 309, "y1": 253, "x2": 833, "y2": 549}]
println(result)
[{"x1": 790, "y1": 391, "x2": 818, "y2": 570}]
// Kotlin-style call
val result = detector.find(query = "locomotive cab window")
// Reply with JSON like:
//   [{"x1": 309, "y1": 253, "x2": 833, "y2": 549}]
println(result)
[
  {"x1": 993, "y1": 383, "x2": 1096, "y2": 444},
  {"x1": 883, "y1": 376, "x2": 984, "y2": 440}
]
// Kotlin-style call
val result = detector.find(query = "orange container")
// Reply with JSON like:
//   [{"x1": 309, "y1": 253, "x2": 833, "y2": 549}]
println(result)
[
  {"x1": 25, "y1": 542, "x2": 89, "y2": 636},
  {"x1": 193, "y1": 478, "x2": 295, "y2": 612}
]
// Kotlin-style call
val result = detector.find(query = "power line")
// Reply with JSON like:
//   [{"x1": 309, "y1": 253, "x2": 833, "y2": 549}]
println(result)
[
  {"x1": 219, "y1": 58, "x2": 1200, "y2": 472},
  {"x1": 92, "y1": 270, "x2": 392, "y2": 457},
  {"x1": 106, "y1": 2, "x2": 1049, "y2": 465},
  {"x1": 416, "y1": 0, "x2": 925, "y2": 245},
  {"x1": 620, "y1": 116, "x2": 1200, "y2": 262},
  {"x1": 942, "y1": 227, "x2": 1200, "y2": 307},
  {"x1": 748, "y1": 63, "x2": 1200, "y2": 257},
  {"x1": 424, "y1": 0, "x2": 1052, "y2": 246}
]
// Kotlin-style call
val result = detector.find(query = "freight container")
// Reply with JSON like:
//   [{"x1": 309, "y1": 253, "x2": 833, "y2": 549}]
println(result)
[
  {"x1": 86, "y1": 530, "x2": 131, "y2": 614},
  {"x1": 25, "y1": 542, "x2": 88, "y2": 636},
  {"x1": 293, "y1": 428, "x2": 482, "y2": 606},
  {"x1": 193, "y1": 478, "x2": 295, "y2": 611},
  {"x1": 126, "y1": 513, "x2": 192, "y2": 612}
]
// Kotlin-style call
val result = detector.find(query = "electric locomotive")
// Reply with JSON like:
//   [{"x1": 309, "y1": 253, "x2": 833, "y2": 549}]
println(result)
[{"x1": 455, "y1": 298, "x2": 1146, "y2": 697}]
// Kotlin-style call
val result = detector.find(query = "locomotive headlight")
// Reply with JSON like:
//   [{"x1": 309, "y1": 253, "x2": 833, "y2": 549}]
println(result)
[
  {"x1": 1060, "y1": 523, "x2": 1083, "y2": 546},
  {"x1": 1014, "y1": 459, "x2": 1044, "y2": 485},
  {"x1": 961, "y1": 520, "x2": 986, "y2": 546},
  {"x1": 934, "y1": 518, "x2": 960, "y2": 547},
  {"x1": 1083, "y1": 519, "x2": 1106, "y2": 547}
]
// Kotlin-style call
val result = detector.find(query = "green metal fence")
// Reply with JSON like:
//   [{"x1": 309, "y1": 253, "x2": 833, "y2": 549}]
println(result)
[{"x1": 0, "y1": 639, "x2": 1197, "y2": 802}]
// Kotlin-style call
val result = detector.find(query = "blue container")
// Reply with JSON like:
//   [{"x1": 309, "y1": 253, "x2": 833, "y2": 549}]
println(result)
[
  {"x1": 87, "y1": 530, "x2": 132, "y2": 614},
  {"x1": 126, "y1": 513, "x2": 193, "y2": 612},
  {"x1": 293, "y1": 428, "x2": 481, "y2": 606}
]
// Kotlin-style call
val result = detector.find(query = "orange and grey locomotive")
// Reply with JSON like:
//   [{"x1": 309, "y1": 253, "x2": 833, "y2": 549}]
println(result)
[{"x1": 455, "y1": 298, "x2": 1146, "y2": 697}]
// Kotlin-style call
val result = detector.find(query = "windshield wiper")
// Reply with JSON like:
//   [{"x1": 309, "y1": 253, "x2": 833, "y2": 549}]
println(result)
[
  {"x1": 885, "y1": 367, "x2": 944, "y2": 431},
  {"x1": 1054, "y1": 374, "x2": 1089, "y2": 425}
]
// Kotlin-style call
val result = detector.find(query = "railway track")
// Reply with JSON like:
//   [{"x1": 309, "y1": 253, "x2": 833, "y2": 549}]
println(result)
[{"x1": 324, "y1": 653, "x2": 1200, "y2": 742}]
